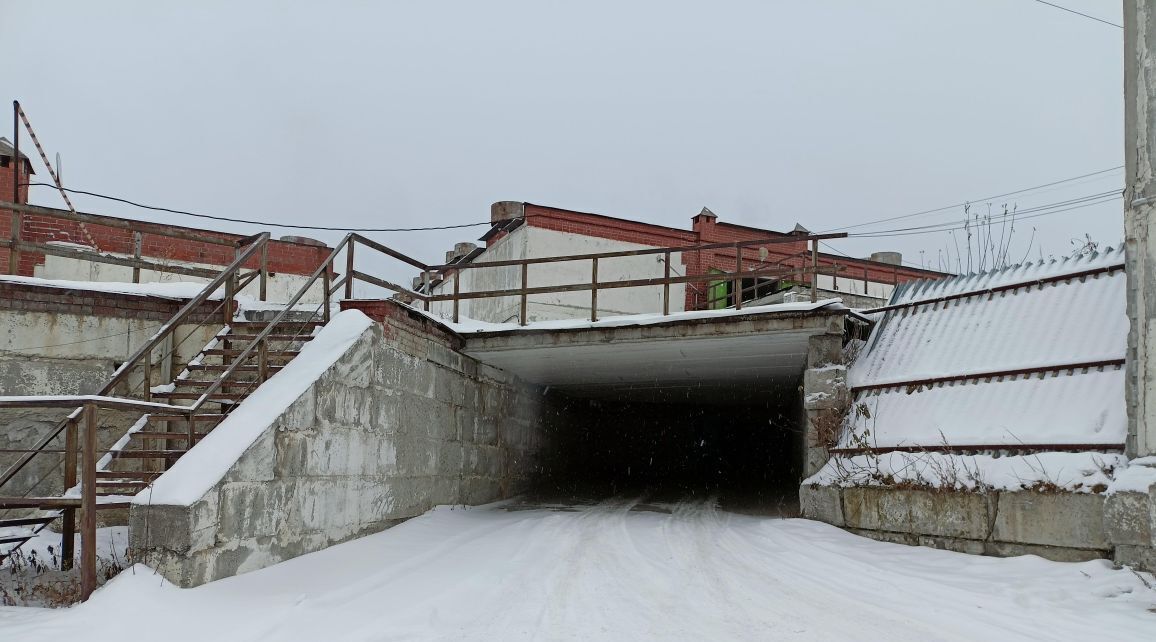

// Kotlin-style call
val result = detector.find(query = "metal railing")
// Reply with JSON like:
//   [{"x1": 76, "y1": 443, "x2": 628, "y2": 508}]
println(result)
[{"x1": 0, "y1": 214, "x2": 861, "y2": 601}]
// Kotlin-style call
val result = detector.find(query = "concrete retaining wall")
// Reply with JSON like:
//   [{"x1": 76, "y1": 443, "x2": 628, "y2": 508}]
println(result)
[
  {"x1": 801, "y1": 483, "x2": 1156, "y2": 568},
  {"x1": 0, "y1": 282, "x2": 219, "y2": 497},
  {"x1": 130, "y1": 313, "x2": 545, "y2": 587}
]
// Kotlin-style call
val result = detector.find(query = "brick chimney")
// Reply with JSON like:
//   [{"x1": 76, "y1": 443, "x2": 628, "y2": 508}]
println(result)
[
  {"x1": 0, "y1": 137, "x2": 33, "y2": 274},
  {"x1": 691, "y1": 206, "x2": 717, "y2": 242},
  {"x1": 0, "y1": 137, "x2": 32, "y2": 206}
]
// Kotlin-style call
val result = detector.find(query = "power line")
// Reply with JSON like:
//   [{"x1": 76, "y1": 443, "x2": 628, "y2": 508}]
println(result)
[
  {"x1": 1027, "y1": 0, "x2": 1123, "y2": 29},
  {"x1": 23, "y1": 183, "x2": 493, "y2": 233},
  {"x1": 848, "y1": 192, "x2": 1122, "y2": 239},
  {"x1": 820, "y1": 166, "x2": 1123, "y2": 233}
]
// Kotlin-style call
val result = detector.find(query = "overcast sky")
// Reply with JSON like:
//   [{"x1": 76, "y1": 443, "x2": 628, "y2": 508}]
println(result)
[{"x1": 0, "y1": 1, "x2": 1126, "y2": 274}]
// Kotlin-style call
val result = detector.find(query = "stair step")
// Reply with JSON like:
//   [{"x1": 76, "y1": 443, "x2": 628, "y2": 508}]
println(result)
[
  {"x1": 95, "y1": 480, "x2": 151, "y2": 488},
  {"x1": 230, "y1": 320, "x2": 324, "y2": 329},
  {"x1": 171, "y1": 379, "x2": 256, "y2": 389},
  {"x1": 97, "y1": 471, "x2": 160, "y2": 480},
  {"x1": 0, "y1": 535, "x2": 32, "y2": 545},
  {"x1": 149, "y1": 391, "x2": 246, "y2": 401},
  {"x1": 224, "y1": 333, "x2": 315, "y2": 341},
  {"x1": 202, "y1": 349, "x2": 300, "y2": 358},
  {"x1": 0, "y1": 516, "x2": 56, "y2": 529},
  {"x1": 147, "y1": 413, "x2": 227, "y2": 422},
  {"x1": 185, "y1": 364, "x2": 285, "y2": 373},
  {"x1": 110, "y1": 449, "x2": 188, "y2": 459},
  {"x1": 0, "y1": 497, "x2": 81, "y2": 508},
  {"x1": 130, "y1": 431, "x2": 209, "y2": 441}
]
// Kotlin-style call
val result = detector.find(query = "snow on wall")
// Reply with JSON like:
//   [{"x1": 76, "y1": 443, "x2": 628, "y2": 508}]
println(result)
[
  {"x1": 843, "y1": 247, "x2": 1127, "y2": 448},
  {"x1": 134, "y1": 309, "x2": 375, "y2": 506}
]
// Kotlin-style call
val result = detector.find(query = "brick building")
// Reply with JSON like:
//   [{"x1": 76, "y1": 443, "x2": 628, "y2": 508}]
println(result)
[
  {"x1": 425, "y1": 201, "x2": 948, "y2": 323},
  {"x1": 0, "y1": 138, "x2": 331, "y2": 302}
]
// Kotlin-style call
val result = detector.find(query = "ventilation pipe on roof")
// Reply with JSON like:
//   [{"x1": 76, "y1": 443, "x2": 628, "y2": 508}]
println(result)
[
  {"x1": 869, "y1": 251, "x2": 902, "y2": 266},
  {"x1": 491, "y1": 201, "x2": 525, "y2": 223}
]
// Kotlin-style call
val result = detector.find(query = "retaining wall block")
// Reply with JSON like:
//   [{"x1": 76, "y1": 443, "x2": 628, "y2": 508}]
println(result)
[
  {"x1": 992, "y1": 491, "x2": 1109, "y2": 550},
  {"x1": 842, "y1": 487, "x2": 992, "y2": 540},
  {"x1": 799, "y1": 484, "x2": 845, "y2": 526}
]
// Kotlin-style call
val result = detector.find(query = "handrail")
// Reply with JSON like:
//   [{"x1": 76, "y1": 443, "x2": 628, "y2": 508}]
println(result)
[
  {"x1": 425, "y1": 232, "x2": 850, "y2": 271},
  {"x1": 0, "y1": 200, "x2": 243, "y2": 247},
  {"x1": 0, "y1": 233, "x2": 269, "y2": 488},
  {"x1": 191, "y1": 234, "x2": 351, "y2": 410}
]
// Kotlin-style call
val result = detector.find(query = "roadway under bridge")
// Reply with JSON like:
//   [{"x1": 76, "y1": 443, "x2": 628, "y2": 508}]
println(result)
[{"x1": 455, "y1": 303, "x2": 853, "y2": 508}]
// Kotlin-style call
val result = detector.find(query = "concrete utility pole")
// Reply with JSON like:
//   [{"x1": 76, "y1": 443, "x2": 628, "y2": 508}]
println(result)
[{"x1": 1125, "y1": 0, "x2": 1156, "y2": 458}]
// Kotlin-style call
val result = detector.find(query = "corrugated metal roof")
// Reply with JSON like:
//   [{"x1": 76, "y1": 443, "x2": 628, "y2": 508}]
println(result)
[{"x1": 842, "y1": 246, "x2": 1127, "y2": 449}]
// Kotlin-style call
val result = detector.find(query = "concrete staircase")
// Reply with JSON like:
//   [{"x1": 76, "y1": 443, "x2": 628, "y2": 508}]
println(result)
[{"x1": 0, "y1": 316, "x2": 324, "y2": 562}]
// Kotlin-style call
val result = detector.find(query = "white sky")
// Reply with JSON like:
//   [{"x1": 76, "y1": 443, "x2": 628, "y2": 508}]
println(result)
[{"x1": 0, "y1": 1, "x2": 1126, "y2": 274}]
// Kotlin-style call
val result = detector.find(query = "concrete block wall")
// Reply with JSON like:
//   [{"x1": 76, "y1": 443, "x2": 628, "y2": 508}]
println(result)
[
  {"x1": 131, "y1": 306, "x2": 545, "y2": 587},
  {"x1": 801, "y1": 331, "x2": 849, "y2": 477},
  {"x1": 0, "y1": 282, "x2": 220, "y2": 497},
  {"x1": 801, "y1": 483, "x2": 1156, "y2": 569}
]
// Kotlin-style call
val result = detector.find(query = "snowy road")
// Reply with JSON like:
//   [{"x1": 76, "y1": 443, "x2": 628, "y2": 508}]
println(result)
[{"x1": 1, "y1": 499, "x2": 1153, "y2": 641}]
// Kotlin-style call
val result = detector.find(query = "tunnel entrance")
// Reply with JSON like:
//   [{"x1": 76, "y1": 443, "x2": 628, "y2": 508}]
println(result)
[
  {"x1": 530, "y1": 383, "x2": 805, "y2": 514},
  {"x1": 458, "y1": 305, "x2": 852, "y2": 514}
]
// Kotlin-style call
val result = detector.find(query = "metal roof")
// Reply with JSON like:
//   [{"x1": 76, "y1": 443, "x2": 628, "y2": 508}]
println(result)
[
  {"x1": 843, "y1": 246, "x2": 1127, "y2": 450},
  {"x1": 0, "y1": 137, "x2": 34, "y2": 174}
]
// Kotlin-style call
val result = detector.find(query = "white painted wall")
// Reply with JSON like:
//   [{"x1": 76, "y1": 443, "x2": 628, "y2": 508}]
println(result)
[
  {"x1": 34, "y1": 249, "x2": 324, "y2": 304},
  {"x1": 430, "y1": 226, "x2": 687, "y2": 323},
  {"x1": 815, "y1": 274, "x2": 895, "y2": 300}
]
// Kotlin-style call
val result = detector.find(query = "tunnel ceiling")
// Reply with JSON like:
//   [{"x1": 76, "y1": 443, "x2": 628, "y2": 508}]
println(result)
[{"x1": 461, "y1": 323, "x2": 831, "y2": 402}]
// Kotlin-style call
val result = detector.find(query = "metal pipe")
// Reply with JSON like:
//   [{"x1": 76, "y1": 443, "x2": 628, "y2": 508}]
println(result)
[
  {"x1": 851, "y1": 358, "x2": 1125, "y2": 394},
  {"x1": 590, "y1": 257, "x2": 598, "y2": 322},
  {"x1": 8, "y1": 101, "x2": 20, "y2": 274},
  {"x1": 80, "y1": 402, "x2": 97, "y2": 601}
]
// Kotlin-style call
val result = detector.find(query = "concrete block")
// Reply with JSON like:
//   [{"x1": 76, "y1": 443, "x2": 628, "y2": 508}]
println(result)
[
  {"x1": 130, "y1": 503, "x2": 193, "y2": 554},
  {"x1": 217, "y1": 481, "x2": 292, "y2": 541},
  {"x1": 223, "y1": 430, "x2": 276, "y2": 483},
  {"x1": 807, "y1": 334, "x2": 843, "y2": 368},
  {"x1": 803, "y1": 366, "x2": 849, "y2": 411},
  {"x1": 326, "y1": 330, "x2": 375, "y2": 388},
  {"x1": 799, "y1": 484, "x2": 844, "y2": 526},
  {"x1": 278, "y1": 388, "x2": 316, "y2": 432},
  {"x1": 992, "y1": 491, "x2": 1109, "y2": 550},
  {"x1": 842, "y1": 487, "x2": 992, "y2": 540},
  {"x1": 1104, "y1": 491, "x2": 1152, "y2": 547},
  {"x1": 1114, "y1": 544, "x2": 1156, "y2": 572},
  {"x1": 984, "y1": 540, "x2": 1107, "y2": 563}
]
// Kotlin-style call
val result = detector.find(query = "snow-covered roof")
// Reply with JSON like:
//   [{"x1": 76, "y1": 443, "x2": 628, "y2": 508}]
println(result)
[{"x1": 844, "y1": 246, "x2": 1127, "y2": 449}]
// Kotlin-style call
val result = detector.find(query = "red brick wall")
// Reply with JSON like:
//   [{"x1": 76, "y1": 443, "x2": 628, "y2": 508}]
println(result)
[
  {"x1": 0, "y1": 280, "x2": 221, "y2": 323},
  {"x1": 0, "y1": 157, "x2": 329, "y2": 278},
  {"x1": 340, "y1": 299, "x2": 462, "y2": 350},
  {"x1": 519, "y1": 203, "x2": 944, "y2": 310}
]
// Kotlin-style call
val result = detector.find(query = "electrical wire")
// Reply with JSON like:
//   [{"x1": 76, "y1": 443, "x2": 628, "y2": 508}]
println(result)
[
  {"x1": 1027, "y1": 0, "x2": 1123, "y2": 29},
  {"x1": 847, "y1": 192, "x2": 1122, "y2": 239},
  {"x1": 22, "y1": 183, "x2": 492, "y2": 233},
  {"x1": 819, "y1": 166, "x2": 1123, "y2": 233}
]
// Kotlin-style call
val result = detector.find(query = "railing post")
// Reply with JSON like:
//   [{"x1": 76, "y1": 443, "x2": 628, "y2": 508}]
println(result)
[
  {"x1": 590, "y1": 257, "x2": 599, "y2": 322},
  {"x1": 519, "y1": 264, "x2": 528, "y2": 326},
  {"x1": 734, "y1": 244, "x2": 743, "y2": 310},
  {"x1": 322, "y1": 265, "x2": 332, "y2": 324},
  {"x1": 142, "y1": 347, "x2": 152, "y2": 402},
  {"x1": 186, "y1": 414, "x2": 197, "y2": 449},
  {"x1": 61, "y1": 415, "x2": 78, "y2": 571},
  {"x1": 811, "y1": 239, "x2": 819, "y2": 303},
  {"x1": 131, "y1": 231, "x2": 142, "y2": 283},
  {"x1": 259, "y1": 241, "x2": 269, "y2": 302},
  {"x1": 663, "y1": 251, "x2": 671, "y2": 316},
  {"x1": 258, "y1": 338, "x2": 269, "y2": 383},
  {"x1": 343, "y1": 240, "x2": 355, "y2": 300},
  {"x1": 8, "y1": 101, "x2": 21, "y2": 275},
  {"x1": 422, "y1": 270, "x2": 431, "y2": 312},
  {"x1": 452, "y1": 268, "x2": 460, "y2": 323},
  {"x1": 80, "y1": 401, "x2": 98, "y2": 601}
]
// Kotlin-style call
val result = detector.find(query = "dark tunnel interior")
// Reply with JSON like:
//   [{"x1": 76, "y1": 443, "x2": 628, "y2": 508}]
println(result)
[{"x1": 529, "y1": 382, "x2": 804, "y2": 514}]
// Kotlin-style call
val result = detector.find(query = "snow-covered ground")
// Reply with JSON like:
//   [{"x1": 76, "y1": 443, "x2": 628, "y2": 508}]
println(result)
[{"x1": 1, "y1": 500, "x2": 1152, "y2": 640}]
